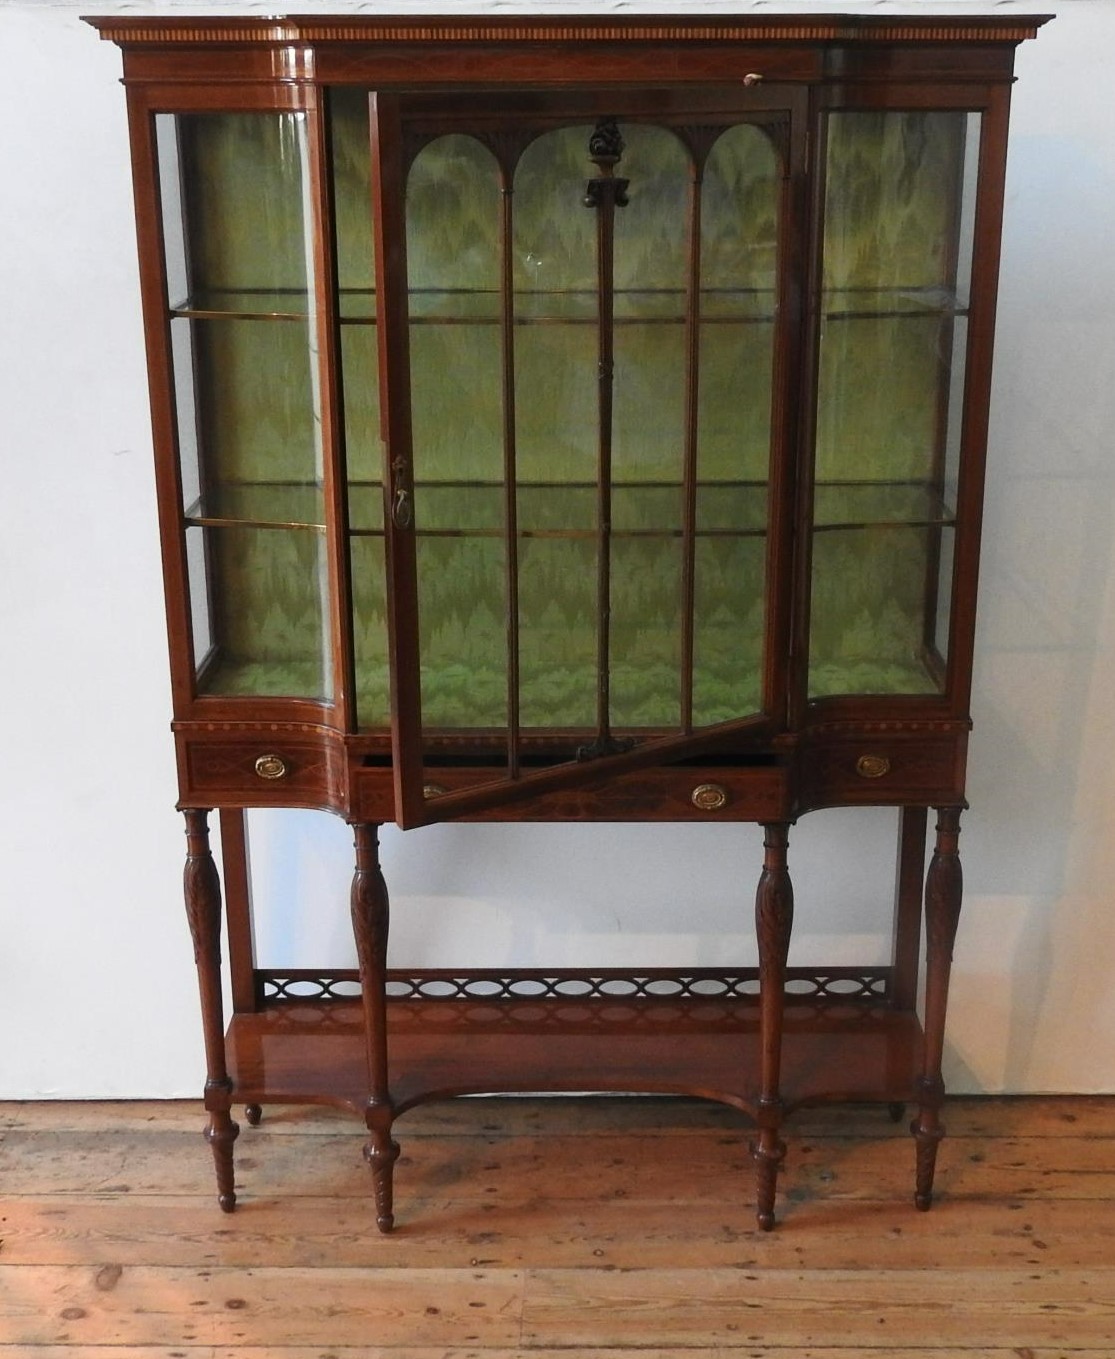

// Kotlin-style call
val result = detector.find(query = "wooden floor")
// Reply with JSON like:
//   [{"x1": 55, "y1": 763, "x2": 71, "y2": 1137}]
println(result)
[{"x1": 2, "y1": 1095, "x2": 1115, "y2": 1356}]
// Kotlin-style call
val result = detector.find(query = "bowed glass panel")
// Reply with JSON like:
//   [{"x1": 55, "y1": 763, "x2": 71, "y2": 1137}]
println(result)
[
  {"x1": 808, "y1": 110, "x2": 980, "y2": 700},
  {"x1": 158, "y1": 111, "x2": 332, "y2": 702}
]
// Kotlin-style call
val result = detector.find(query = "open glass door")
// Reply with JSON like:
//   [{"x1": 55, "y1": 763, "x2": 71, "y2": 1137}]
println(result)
[{"x1": 365, "y1": 90, "x2": 803, "y2": 826}]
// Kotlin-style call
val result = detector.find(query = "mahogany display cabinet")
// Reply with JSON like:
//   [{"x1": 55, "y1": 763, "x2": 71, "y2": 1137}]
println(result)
[{"x1": 90, "y1": 12, "x2": 1046, "y2": 1230}]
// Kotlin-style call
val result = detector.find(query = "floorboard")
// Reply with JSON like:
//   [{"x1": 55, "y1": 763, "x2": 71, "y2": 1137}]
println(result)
[{"x1": 1, "y1": 1096, "x2": 1113, "y2": 1354}]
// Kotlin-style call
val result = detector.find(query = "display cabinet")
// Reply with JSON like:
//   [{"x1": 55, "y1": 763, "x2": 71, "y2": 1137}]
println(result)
[{"x1": 90, "y1": 12, "x2": 1046, "y2": 1230}]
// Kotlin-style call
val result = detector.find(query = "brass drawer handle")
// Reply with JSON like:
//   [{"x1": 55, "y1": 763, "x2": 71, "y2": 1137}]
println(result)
[
  {"x1": 856, "y1": 754, "x2": 891, "y2": 780},
  {"x1": 423, "y1": 782, "x2": 448, "y2": 799},
  {"x1": 254, "y1": 753, "x2": 288, "y2": 781},
  {"x1": 742, "y1": 72, "x2": 763, "y2": 86},
  {"x1": 691, "y1": 783, "x2": 729, "y2": 812}
]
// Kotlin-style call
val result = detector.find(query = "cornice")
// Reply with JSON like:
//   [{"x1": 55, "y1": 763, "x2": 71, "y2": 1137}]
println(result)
[{"x1": 85, "y1": 14, "x2": 1053, "y2": 47}]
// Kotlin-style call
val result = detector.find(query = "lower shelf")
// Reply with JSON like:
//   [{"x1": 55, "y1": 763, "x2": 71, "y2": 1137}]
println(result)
[{"x1": 225, "y1": 996, "x2": 923, "y2": 1122}]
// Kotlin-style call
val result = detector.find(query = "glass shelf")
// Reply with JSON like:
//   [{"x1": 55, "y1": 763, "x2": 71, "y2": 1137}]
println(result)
[
  {"x1": 347, "y1": 481, "x2": 772, "y2": 538},
  {"x1": 184, "y1": 483, "x2": 326, "y2": 529},
  {"x1": 812, "y1": 481, "x2": 956, "y2": 531},
  {"x1": 821, "y1": 286, "x2": 968, "y2": 320},
  {"x1": 170, "y1": 289, "x2": 311, "y2": 321},
  {"x1": 377, "y1": 288, "x2": 780, "y2": 326}
]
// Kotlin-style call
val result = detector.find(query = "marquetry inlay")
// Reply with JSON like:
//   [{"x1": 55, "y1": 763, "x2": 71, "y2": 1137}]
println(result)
[{"x1": 88, "y1": 18, "x2": 1048, "y2": 47}]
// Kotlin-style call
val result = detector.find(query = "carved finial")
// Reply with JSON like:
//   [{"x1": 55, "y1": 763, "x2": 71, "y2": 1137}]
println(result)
[
  {"x1": 583, "y1": 118, "x2": 630, "y2": 210},
  {"x1": 588, "y1": 118, "x2": 624, "y2": 165}
]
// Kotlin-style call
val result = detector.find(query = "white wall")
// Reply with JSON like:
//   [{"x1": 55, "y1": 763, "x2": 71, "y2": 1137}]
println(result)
[{"x1": 2, "y1": 0, "x2": 1113, "y2": 1098}]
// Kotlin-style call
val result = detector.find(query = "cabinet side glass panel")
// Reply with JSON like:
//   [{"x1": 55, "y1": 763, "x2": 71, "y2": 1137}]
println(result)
[
  {"x1": 158, "y1": 112, "x2": 332, "y2": 701},
  {"x1": 808, "y1": 111, "x2": 979, "y2": 700}
]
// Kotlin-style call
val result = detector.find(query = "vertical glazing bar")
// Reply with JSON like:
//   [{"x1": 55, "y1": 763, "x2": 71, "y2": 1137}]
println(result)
[
  {"x1": 679, "y1": 151, "x2": 704, "y2": 735},
  {"x1": 945, "y1": 86, "x2": 1012, "y2": 716},
  {"x1": 921, "y1": 113, "x2": 970, "y2": 668},
  {"x1": 127, "y1": 95, "x2": 196, "y2": 711},
  {"x1": 499, "y1": 163, "x2": 522, "y2": 779},
  {"x1": 307, "y1": 91, "x2": 356, "y2": 728},
  {"x1": 579, "y1": 120, "x2": 630, "y2": 760},
  {"x1": 594, "y1": 174, "x2": 616, "y2": 748},
  {"x1": 369, "y1": 92, "x2": 426, "y2": 827}
]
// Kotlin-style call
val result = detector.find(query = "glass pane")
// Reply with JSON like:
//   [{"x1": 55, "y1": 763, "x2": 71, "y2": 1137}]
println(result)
[
  {"x1": 693, "y1": 536, "x2": 766, "y2": 725},
  {"x1": 809, "y1": 526, "x2": 948, "y2": 698},
  {"x1": 518, "y1": 537, "x2": 598, "y2": 730},
  {"x1": 185, "y1": 525, "x2": 332, "y2": 701},
  {"x1": 166, "y1": 114, "x2": 311, "y2": 311},
  {"x1": 406, "y1": 136, "x2": 506, "y2": 737},
  {"x1": 417, "y1": 537, "x2": 507, "y2": 729},
  {"x1": 515, "y1": 126, "x2": 600, "y2": 736},
  {"x1": 695, "y1": 123, "x2": 780, "y2": 719},
  {"x1": 809, "y1": 111, "x2": 978, "y2": 699},
  {"x1": 160, "y1": 111, "x2": 330, "y2": 702},
  {"x1": 611, "y1": 536, "x2": 683, "y2": 728},
  {"x1": 350, "y1": 534, "x2": 390, "y2": 727},
  {"x1": 609, "y1": 126, "x2": 689, "y2": 731}
]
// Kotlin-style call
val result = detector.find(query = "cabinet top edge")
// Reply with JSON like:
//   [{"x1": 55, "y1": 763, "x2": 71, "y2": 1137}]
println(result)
[{"x1": 84, "y1": 13, "x2": 1053, "y2": 47}]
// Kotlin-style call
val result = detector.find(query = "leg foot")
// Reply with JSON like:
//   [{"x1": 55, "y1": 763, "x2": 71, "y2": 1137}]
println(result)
[
  {"x1": 751, "y1": 1127, "x2": 786, "y2": 1231},
  {"x1": 205, "y1": 1109, "x2": 240, "y2": 1212},
  {"x1": 365, "y1": 1127, "x2": 401, "y2": 1233},
  {"x1": 911, "y1": 1077, "x2": 946, "y2": 1211},
  {"x1": 245, "y1": 1104, "x2": 262, "y2": 1127}
]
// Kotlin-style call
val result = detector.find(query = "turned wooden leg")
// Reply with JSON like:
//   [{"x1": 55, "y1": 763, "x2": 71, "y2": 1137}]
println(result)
[
  {"x1": 752, "y1": 822, "x2": 794, "y2": 1231},
  {"x1": 351, "y1": 823, "x2": 400, "y2": 1233},
  {"x1": 183, "y1": 808, "x2": 240, "y2": 1212},
  {"x1": 911, "y1": 805, "x2": 964, "y2": 1211}
]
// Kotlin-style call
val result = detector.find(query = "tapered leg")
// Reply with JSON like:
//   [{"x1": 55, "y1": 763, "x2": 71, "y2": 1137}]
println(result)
[
  {"x1": 752, "y1": 822, "x2": 794, "y2": 1231},
  {"x1": 911, "y1": 805, "x2": 964, "y2": 1211},
  {"x1": 351, "y1": 823, "x2": 399, "y2": 1233},
  {"x1": 183, "y1": 808, "x2": 239, "y2": 1212}
]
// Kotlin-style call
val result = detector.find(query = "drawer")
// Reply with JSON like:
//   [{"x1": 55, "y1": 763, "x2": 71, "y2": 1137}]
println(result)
[
  {"x1": 349, "y1": 762, "x2": 791, "y2": 823},
  {"x1": 797, "y1": 733, "x2": 965, "y2": 812},
  {"x1": 177, "y1": 735, "x2": 346, "y2": 812}
]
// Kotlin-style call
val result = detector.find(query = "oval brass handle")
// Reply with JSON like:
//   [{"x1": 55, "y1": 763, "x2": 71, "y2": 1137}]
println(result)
[
  {"x1": 254, "y1": 753, "x2": 288, "y2": 781},
  {"x1": 691, "y1": 783, "x2": 729, "y2": 812},
  {"x1": 423, "y1": 782, "x2": 448, "y2": 799},
  {"x1": 742, "y1": 72, "x2": 763, "y2": 87},
  {"x1": 856, "y1": 754, "x2": 891, "y2": 780}
]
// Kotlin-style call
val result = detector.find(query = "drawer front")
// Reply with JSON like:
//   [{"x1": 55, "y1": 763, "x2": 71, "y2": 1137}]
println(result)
[
  {"x1": 351, "y1": 763, "x2": 790, "y2": 824},
  {"x1": 177, "y1": 736, "x2": 346, "y2": 812},
  {"x1": 798, "y1": 733, "x2": 965, "y2": 812}
]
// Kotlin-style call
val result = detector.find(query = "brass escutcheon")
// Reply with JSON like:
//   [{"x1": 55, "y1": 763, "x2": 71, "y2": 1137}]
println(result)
[
  {"x1": 855, "y1": 754, "x2": 891, "y2": 779},
  {"x1": 691, "y1": 782, "x2": 729, "y2": 812},
  {"x1": 254, "y1": 753, "x2": 288, "y2": 780}
]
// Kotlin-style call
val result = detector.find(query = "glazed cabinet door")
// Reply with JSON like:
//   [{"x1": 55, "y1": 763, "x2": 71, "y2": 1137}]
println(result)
[{"x1": 363, "y1": 90, "x2": 806, "y2": 826}]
